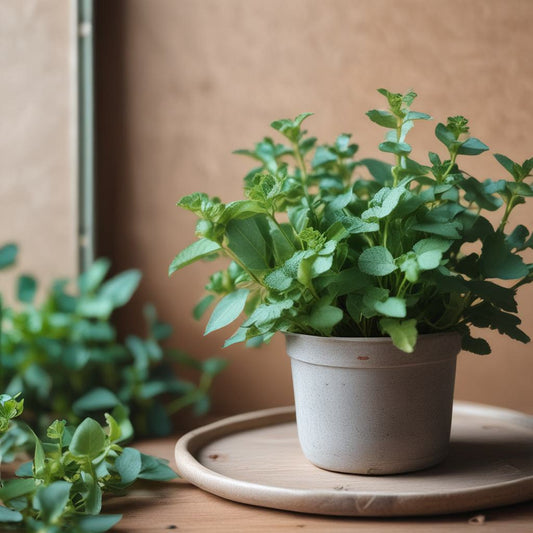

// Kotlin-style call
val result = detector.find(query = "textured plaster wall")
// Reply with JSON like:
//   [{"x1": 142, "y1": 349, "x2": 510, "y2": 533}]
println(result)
[
  {"x1": 96, "y1": 0, "x2": 533, "y2": 415},
  {"x1": 0, "y1": 1, "x2": 77, "y2": 297}
]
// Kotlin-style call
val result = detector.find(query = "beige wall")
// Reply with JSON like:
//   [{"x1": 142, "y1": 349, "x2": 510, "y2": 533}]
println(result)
[
  {"x1": 0, "y1": 1, "x2": 77, "y2": 297},
  {"x1": 96, "y1": 0, "x2": 533, "y2": 415}
]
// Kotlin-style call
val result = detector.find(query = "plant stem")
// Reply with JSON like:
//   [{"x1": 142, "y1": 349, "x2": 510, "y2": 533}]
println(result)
[{"x1": 292, "y1": 142, "x2": 315, "y2": 216}]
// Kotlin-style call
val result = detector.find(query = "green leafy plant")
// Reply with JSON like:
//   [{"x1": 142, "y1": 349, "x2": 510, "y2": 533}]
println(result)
[
  {"x1": 0, "y1": 245, "x2": 226, "y2": 439},
  {"x1": 0, "y1": 394, "x2": 176, "y2": 532},
  {"x1": 170, "y1": 89, "x2": 533, "y2": 354}
]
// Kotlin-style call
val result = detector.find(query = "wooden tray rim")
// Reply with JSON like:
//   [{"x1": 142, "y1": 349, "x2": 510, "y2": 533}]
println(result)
[{"x1": 174, "y1": 401, "x2": 533, "y2": 517}]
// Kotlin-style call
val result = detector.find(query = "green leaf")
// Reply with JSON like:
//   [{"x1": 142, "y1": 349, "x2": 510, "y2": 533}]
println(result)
[
  {"x1": 72, "y1": 388, "x2": 121, "y2": 415},
  {"x1": 312, "y1": 146, "x2": 338, "y2": 168},
  {"x1": 435, "y1": 123, "x2": 457, "y2": 148},
  {"x1": 380, "y1": 318, "x2": 418, "y2": 353},
  {"x1": 0, "y1": 243, "x2": 17, "y2": 269},
  {"x1": 78, "y1": 258, "x2": 111, "y2": 294},
  {"x1": 461, "y1": 329, "x2": 491, "y2": 355},
  {"x1": 81, "y1": 471, "x2": 102, "y2": 515},
  {"x1": 413, "y1": 238, "x2": 452, "y2": 270},
  {"x1": 98, "y1": 269, "x2": 142, "y2": 308},
  {"x1": 0, "y1": 506, "x2": 22, "y2": 522},
  {"x1": 169, "y1": 239, "x2": 221, "y2": 275},
  {"x1": 361, "y1": 186, "x2": 405, "y2": 221},
  {"x1": 33, "y1": 481, "x2": 71, "y2": 524},
  {"x1": 379, "y1": 141, "x2": 412, "y2": 155},
  {"x1": 76, "y1": 296, "x2": 114, "y2": 319},
  {"x1": 138, "y1": 453, "x2": 177, "y2": 481},
  {"x1": 226, "y1": 216, "x2": 271, "y2": 272},
  {"x1": 76, "y1": 514, "x2": 123, "y2": 533},
  {"x1": 366, "y1": 109, "x2": 397, "y2": 128},
  {"x1": 17, "y1": 275, "x2": 37, "y2": 303},
  {"x1": 69, "y1": 418, "x2": 106, "y2": 458},
  {"x1": 115, "y1": 447, "x2": 142, "y2": 485},
  {"x1": 412, "y1": 221, "x2": 462, "y2": 239},
  {"x1": 358, "y1": 247, "x2": 397, "y2": 276},
  {"x1": 0, "y1": 478, "x2": 38, "y2": 502},
  {"x1": 342, "y1": 217, "x2": 379, "y2": 234},
  {"x1": 193, "y1": 294, "x2": 216, "y2": 320},
  {"x1": 494, "y1": 153, "x2": 516, "y2": 176},
  {"x1": 359, "y1": 158, "x2": 393, "y2": 185},
  {"x1": 308, "y1": 304, "x2": 343, "y2": 332},
  {"x1": 479, "y1": 232, "x2": 529, "y2": 279},
  {"x1": 405, "y1": 111, "x2": 431, "y2": 121},
  {"x1": 205, "y1": 289, "x2": 249, "y2": 335},
  {"x1": 457, "y1": 137, "x2": 489, "y2": 156},
  {"x1": 374, "y1": 297, "x2": 406, "y2": 318}
]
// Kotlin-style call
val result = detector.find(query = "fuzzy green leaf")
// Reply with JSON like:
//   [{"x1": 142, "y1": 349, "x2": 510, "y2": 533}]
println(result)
[
  {"x1": 17, "y1": 275, "x2": 37, "y2": 304},
  {"x1": 358, "y1": 247, "x2": 397, "y2": 276},
  {"x1": 0, "y1": 243, "x2": 17, "y2": 269}
]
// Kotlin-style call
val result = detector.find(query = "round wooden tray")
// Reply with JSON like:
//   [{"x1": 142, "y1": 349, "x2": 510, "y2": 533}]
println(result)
[{"x1": 174, "y1": 402, "x2": 533, "y2": 517}]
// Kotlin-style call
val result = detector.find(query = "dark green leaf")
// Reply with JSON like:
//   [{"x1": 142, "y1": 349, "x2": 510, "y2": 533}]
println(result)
[
  {"x1": 457, "y1": 137, "x2": 489, "y2": 156},
  {"x1": 193, "y1": 294, "x2": 216, "y2": 320},
  {"x1": 138, "y1": 453, "x2": 177, "y2": 481},
  {"x1": 17, "y1": 275, "x2": 37, "y2": 303},
  {"x1": 479, "y1": 232, "x2": 529, "y2": 279},
  {"x1": 0, "y1": 243, "x2": 17, "y2": 269},
  {"x1": 366, "y1": 109, "x2": 397, "y2": 128},
  {"x1": 379, "y1": 141, "x2": 412, "y2": 155}
]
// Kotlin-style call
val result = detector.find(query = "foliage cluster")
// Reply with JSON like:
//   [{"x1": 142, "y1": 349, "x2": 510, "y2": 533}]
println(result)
[
  {"x1": 0, "y1": 244, "x2": 226, "y2": 440},
  {"x1": 170, "y1": 89, "x2": 533, "y2": 353},
  {"x1": 0, "y1": 393, "x2": 176, "y2": 532}
]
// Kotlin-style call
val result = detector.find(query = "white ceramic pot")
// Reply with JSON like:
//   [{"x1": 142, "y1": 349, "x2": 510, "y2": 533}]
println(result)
[{"x1": 285, "y1": 332, "x2": 461, "y2": 475}]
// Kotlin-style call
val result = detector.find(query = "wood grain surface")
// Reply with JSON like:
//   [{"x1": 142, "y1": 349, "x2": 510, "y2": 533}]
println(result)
[{"x1": 102, "y1": 434, "x2": 533, "y2": 532}]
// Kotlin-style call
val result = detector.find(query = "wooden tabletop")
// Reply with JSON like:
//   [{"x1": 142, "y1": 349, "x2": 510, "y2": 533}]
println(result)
[{"x1": 104, "y1": 437, "x2": 533, "y2": 533}]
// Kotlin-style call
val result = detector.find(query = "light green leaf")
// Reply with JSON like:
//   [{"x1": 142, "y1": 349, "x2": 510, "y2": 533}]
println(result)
[
  {"x1": 78, "y1": 258, "x2": 111, "y2": 294},
  {"x1": 374, "y1": 297, "x2": 406, "y2": 318},
  {"x1": 98, "y1": 269, "x2": 142, "y2": 308},
  {"x1": 358, "y1": 247, "x2": 397, "y2": 276},
  {"x1": 413, "y1": 238, "x2": 452, "y2": 271},
  {"x1": 379, "y1": 141, "x2": 411, "y2": 155},
  {"x1": 69, "y1": 418, "x2": 106, "y2": 458},
  {"x1": 205, "y1": 289, "x2": 249, "y2": 335},
  {"x1": 312, "y1": 146, "x2": 338, "y2": 168},
  {"x1": 169, "y1": 239, "x2": 221, "y2": 275},
  {"x1": 380, "y1": 318, "x2": 418, "y2": 353},
  {"x1": 81, "y1": 471, "x2": 102, "y2": 515}
]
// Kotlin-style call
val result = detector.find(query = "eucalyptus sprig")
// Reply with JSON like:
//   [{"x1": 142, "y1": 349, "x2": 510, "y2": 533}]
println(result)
[{"x1": 170, "y1": 89, "x2": 533, "y2": 354}]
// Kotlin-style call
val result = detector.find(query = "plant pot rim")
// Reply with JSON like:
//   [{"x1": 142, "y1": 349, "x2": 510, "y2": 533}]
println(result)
[
  {"x1": 284, "y1": 330, "x2": 461, "y2": 369},
  {"x1": 283, "y1": 330, "x2": 459, "y2": 344}
]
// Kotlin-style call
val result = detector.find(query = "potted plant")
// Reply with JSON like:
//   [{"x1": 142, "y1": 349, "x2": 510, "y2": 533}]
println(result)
[{"x1": 169, "y1": 89, "x2": 533, "y2": 474}]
